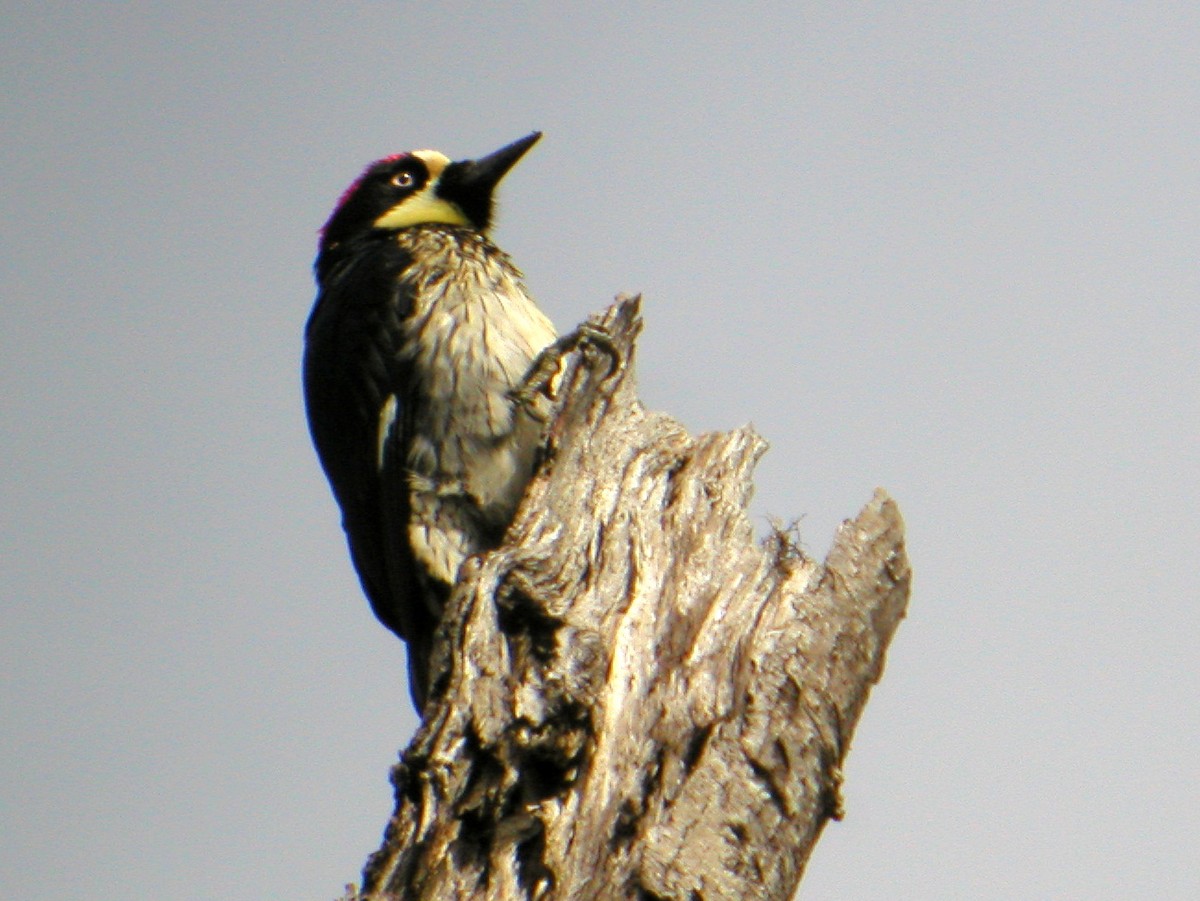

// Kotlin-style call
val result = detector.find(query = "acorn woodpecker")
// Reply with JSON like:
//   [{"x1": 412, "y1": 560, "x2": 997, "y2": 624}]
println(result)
[{"x1": 303, "y1": 132, "x2": 556, "y2": 711}]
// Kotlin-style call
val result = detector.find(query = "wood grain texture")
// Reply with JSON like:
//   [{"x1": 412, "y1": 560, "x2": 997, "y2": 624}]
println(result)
[{"x1": 349, "y1": 297, "x2": 910, "y2": 900}]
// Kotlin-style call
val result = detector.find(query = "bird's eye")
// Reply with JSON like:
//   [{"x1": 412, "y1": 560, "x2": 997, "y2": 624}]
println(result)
[{"x1": 391, "y1": 171, "x2": 416, "y2": 188}]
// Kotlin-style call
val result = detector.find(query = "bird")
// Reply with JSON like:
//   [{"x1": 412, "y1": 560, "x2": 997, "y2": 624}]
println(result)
[{"x1": 303, "y1": 132, "x2": 556, "y2": 712}]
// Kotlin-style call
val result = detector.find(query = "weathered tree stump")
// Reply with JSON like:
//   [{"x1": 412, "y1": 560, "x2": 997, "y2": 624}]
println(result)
[{"x1": 348, "y1": 297, "x2": 910, "y2": 900}]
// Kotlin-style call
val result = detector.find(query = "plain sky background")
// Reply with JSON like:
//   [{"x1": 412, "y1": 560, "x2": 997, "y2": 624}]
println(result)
[{"x1": 3, "y1": 3, "x2": 1197, "y2": 899}]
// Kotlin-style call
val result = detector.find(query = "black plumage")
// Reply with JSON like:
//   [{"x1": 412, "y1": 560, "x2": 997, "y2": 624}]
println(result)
[{"x1": 303, "y1": 134, "x2": 554, "y2": 710}]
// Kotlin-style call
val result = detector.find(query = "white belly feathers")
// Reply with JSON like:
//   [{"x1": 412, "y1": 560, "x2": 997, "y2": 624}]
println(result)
[{"x1": 383, "y1": 228, "x2": 556, "y2": 588}]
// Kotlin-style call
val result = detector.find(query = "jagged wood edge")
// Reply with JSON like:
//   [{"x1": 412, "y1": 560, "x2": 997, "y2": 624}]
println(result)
[{"x1": 351, "y1": 296, "x2": 910, "y2": 900}]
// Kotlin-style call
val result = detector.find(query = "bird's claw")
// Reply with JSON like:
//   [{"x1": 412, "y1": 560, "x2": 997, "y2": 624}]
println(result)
[{"x1": 511, "y1": 323, "x2": 620, "y2": 410}]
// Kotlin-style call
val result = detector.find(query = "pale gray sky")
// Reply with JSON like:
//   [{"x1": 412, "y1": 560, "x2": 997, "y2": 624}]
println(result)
[{"x1": 3, "y1": 3, "x2": 1197, "y2": 899}]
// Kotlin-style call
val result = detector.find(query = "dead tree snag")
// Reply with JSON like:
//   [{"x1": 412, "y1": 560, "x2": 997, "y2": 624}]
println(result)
[{"x1": 347, "y1": 296, "x2": 910, "y2": 900}]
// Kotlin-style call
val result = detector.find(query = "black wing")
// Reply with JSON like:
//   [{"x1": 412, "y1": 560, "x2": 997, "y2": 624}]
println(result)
[{"x1": 303, "y1": 238, "x2": 434, "y2": 665}]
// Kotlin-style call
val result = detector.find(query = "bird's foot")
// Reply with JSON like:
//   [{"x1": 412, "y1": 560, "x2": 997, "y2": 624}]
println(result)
[{"x1": 511, "y1": 323, "x2": 620, "y2": 412}]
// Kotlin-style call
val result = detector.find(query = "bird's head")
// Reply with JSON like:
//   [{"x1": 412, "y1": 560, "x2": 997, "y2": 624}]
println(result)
[{"x1": 319, "y1": 132, "x2": 542, "y2": 252}]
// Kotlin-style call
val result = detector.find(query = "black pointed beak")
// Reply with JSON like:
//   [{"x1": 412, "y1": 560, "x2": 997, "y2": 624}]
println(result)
[
  {"x1": 464, "y1": 132, "x2": 542, "y2": 190},
  {"x1": 437, "y1": 132, "x2": 542, "y2": 230}
]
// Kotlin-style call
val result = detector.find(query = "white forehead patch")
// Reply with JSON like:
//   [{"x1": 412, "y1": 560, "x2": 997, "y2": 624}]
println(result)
[{"x1": 412, "y1": 150, "x2": 452, "y2": 179}]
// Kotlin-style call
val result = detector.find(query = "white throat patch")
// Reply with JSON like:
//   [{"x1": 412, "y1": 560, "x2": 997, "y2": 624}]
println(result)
[{"x1": 373, "y1": 186, "x2": 470, "y2": 231}]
